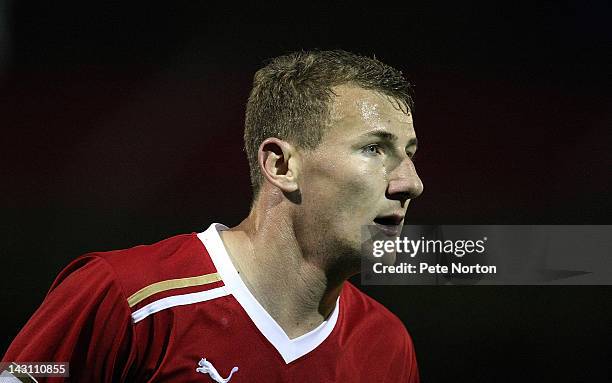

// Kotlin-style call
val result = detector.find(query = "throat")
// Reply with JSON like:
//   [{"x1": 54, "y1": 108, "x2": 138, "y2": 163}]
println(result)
[{"x1": 219, "y1": 221, "x2": 343, "y2": 339}]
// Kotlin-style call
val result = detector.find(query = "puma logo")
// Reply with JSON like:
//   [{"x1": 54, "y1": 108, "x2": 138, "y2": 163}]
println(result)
[{"x1": 195, "y1": 358, "x2": 239, "y2": 383}]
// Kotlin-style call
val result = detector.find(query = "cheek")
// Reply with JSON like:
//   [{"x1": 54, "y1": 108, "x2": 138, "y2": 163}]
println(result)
[
  {"x1": 304, "y1": 155, "x2": 387, "y2": 214},
  {"x1": 344, "y1": 162, "x2": 387, "y2": 208}
]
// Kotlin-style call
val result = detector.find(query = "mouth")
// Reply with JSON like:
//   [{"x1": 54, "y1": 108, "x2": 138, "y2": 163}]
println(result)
[{"x1": 373, "y1": 214, "x2": 404, "y2": 237}]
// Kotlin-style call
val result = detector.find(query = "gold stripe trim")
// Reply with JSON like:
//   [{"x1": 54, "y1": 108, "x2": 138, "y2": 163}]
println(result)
[{"x1": 127, "y1": 273, "x2": 222, "y2": 307}]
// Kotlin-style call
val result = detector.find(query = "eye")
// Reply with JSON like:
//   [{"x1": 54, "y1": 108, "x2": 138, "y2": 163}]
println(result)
[{"x1": 363, "y1": 144, "x2": 383, "y2": 156}]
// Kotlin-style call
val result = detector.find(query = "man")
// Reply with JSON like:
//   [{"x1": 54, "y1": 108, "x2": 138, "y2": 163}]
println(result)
[{"x1": 2, "y1": 50, "x2": 423, "y2": 382}]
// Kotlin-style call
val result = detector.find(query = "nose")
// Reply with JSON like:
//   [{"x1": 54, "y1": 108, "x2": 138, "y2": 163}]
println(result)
[{"x1": 386, "y1": 157, "x2": 423, "y2": 205}]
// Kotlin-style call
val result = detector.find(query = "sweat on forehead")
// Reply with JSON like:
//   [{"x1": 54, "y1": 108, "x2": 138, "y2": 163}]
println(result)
[{"x1": 329, "y1": 86, "x2": 412, "y2": 124}]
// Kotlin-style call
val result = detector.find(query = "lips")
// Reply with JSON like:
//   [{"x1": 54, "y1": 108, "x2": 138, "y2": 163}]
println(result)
[{"x1": 373, "y1": 214, "x2": 404, "y2": 236}]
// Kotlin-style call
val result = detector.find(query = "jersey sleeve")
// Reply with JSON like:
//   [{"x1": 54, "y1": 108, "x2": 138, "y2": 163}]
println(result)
[{"x1": 1, "y1": 255, "x2": 137, "y2": 382}]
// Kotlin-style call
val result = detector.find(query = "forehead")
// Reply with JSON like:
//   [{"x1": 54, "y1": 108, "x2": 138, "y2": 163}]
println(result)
[{"x1": 326, "y1": 85, "x2": 415, "y2": 141}]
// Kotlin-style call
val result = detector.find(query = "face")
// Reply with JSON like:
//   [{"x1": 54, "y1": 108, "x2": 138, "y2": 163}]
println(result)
[{"x1": 295, "y1": 85, "x2": 424, "y2": 269}]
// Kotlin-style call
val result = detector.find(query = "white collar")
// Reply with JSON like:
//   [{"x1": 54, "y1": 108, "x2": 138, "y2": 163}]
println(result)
[{"x1": 197, "y1": 223, "x2": 340, "y2": 364}]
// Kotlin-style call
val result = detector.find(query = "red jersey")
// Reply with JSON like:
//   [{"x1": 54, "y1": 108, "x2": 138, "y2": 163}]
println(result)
[{"x1": 2, "y1": 223, "x2": 419, "y2": 382}]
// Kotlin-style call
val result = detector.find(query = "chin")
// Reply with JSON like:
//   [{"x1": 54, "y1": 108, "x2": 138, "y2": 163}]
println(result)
[{"x1": 376, "y1": 251, "x2": 398, "y2": 266}]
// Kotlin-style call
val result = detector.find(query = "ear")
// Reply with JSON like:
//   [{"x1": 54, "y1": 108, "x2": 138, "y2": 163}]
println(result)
[{"x1": 257, "y1": 138, "x2": 300, "y2": 193}]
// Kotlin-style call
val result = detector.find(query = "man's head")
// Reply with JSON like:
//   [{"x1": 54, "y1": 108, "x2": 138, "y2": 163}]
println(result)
[
  {"x1": 244, "y1": 50, "x2": 423, "y2": 270},
  {"x1": 245, "y1": 50, "x2": 414, "y2": 197}
]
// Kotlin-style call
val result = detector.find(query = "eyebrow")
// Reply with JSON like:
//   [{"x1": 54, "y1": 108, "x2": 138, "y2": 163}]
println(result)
[{"x1": 360, "y1": 129, "x2": 418, "y2": 149}]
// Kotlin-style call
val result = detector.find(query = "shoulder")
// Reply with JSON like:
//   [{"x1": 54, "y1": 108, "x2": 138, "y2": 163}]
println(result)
[
  {"x1": 340, "y1": 282, "x2": 420, "y2": 381},
  {"x1": 53, "y1": 233, "x2": 219, "y2": 315},
  {"x1": 341, "y1": 282, "x2": 405, "y2": 328},
  {"x1": 340, "y1": 282, "x2": 415, "y2": 347},
  {"x1": 86, "y1": 233, "x2": 216, "y2": 297}
]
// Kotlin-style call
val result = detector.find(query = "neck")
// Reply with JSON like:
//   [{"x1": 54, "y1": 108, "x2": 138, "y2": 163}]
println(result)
[{"x1": 219, "y1": 195, "x2": 347, "y2": 339}]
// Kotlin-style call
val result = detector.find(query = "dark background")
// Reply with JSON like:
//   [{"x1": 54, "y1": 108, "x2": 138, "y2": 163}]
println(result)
[{"x1": 1, "y1": 2, "x2": 611, "y2": 382}]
